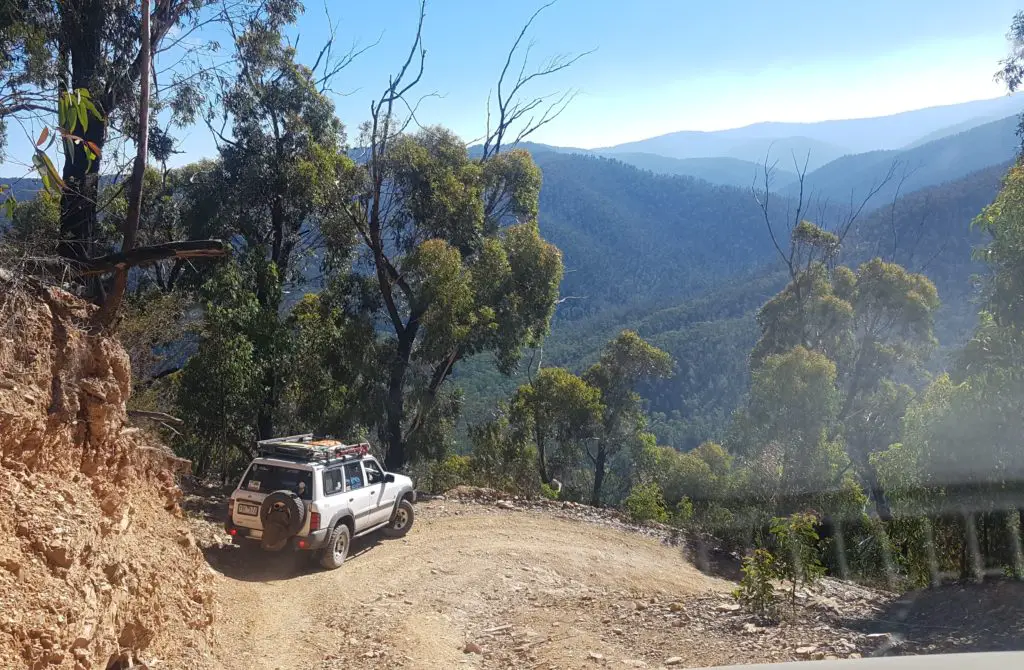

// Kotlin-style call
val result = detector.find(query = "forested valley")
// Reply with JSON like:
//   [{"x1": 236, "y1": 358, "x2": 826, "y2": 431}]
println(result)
[{"x1": 6, "y1": 0, "x2": 1024, "y2": 604}]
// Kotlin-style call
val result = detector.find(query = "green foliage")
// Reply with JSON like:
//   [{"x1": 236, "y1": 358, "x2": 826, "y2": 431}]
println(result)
[
  {"x1": 175, "y1": 263, "x2": 262, "y2": 475},
  {"x1": 733, "y1": 549, "x2": 778, "y2": 617},
  {"x1": 325, "y1": 124, "x2": 562, "y2": 469},
  {"x1": 770, "y1": 512, "x2": 826, "y2": 607},
  {"x1": 734, "y1": 346, "x2": 848, "y2": 512},
  {"x1": 412, "y1": 454, "x2": 473, "y2": 495},
  {"x1": 973, "y1": 162, "x2": 1024, "y2": 329},
  {"x1": 864, "y1": 162, "x2": 1024, "y2": 582},
  {"x1": 0, "y1": 189, "x2": 59, "y2": 259},
  {"x1": 583, "y1": 330, "x2": 673, "y2": 505},
  {"x1": 466, "y1": 413, "x2": 539, "y2": 494},
  {"x1": 673, "y1": 497, "x2": 695, "y2": 526},
  {"x1": 539, "y1": 483, "x2": 560, "y2": 500},
  {"x1": 509, "y1": 367, "x2": 603, "y2": 485},
  {"x1": 792, "y1": 220, "x2": 839, "y2": 260},
  {"x1": 624, "y1": 483, "x2": 669, "y2": 523}
]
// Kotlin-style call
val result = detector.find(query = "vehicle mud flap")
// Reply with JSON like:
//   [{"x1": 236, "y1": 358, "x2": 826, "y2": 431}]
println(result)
[{"x1": 259, "y1": 490, "x2": 306, "y2": 551}]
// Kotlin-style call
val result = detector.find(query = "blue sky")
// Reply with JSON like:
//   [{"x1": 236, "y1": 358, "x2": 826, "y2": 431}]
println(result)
[
  {"x1": 2, "y1": 0, "x2": 1022, "y2": 172},
  {"x1": 279, "y1": 0, "x2": 1021, "y2": 148}
]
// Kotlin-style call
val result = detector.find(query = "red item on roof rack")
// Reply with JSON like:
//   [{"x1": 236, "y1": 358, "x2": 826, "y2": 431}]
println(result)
[{"x1": 331, "y1": 443, "x2": 369, "y2": 460}]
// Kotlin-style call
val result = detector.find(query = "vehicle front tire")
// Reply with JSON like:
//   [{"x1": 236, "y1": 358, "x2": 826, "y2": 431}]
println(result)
[
  {"x1": 318, "y1": 523, "x2": 350, "y2": 570},
  {"x1": 383, "y1": 499, "x2": 415, "y2": 538}
]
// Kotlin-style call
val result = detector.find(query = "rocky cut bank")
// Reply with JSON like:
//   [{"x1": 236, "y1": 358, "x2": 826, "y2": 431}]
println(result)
[{"x1": 0, "y1": 270, "x2": 214, "y2": 669}]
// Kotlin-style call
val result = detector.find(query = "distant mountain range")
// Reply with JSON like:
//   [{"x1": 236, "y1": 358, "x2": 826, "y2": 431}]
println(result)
[
  {"x1": 595, "y1": 94, "x2": 1024, "y2": 168},
  {"x1": 785, "y1": 114, "x2": 1018, "y2": 210}
]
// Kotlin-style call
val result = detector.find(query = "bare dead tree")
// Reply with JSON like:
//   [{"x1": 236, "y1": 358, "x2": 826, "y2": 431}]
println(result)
[
  {"x1": 833, "y1": 158, "x2": 901, "y2": 246},
  {"x1": 753, "y1": 150, "x2": 902, "y2": 280},
  {"x1": 308, "y1": 2, "x2": 382, "y2": 96},
  {"x1": 751, "y1": 147, "x2": 811, "y2": 282},
  {"x1": 903, "y1": 190, "x2": 935, "y2": 271},
  {"x1": 479, "y1": 0, "x2": 594, "y2": 161},
  {"x1": 874, "y1": 162, "x2": 915, "y2": 261}
]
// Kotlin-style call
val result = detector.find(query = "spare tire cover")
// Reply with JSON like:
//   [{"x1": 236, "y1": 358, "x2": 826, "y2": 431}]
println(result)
[{"x1": 259, "y1": 490, "x2": 306, "y2": 549}]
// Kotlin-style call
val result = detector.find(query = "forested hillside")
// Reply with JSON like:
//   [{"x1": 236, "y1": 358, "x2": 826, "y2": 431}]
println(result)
[
  {"x1": 603, "y1": 133, "x2": 847, "y2": 171},
  {"x1": 787, "y1": 115, "x2": 1017, "y2": 209},
  {"x1": 603, "y1": 153, "x2": 798, "y2": 189},
  {"x1": 531, "y1": 152, "x2": 781, "y2": 319},
  {"x1": 455, "y1": 155, "x2": 1010, "y2": 453}
]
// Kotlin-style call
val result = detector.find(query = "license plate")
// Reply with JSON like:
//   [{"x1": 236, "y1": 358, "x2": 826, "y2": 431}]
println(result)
[
  {"x1": 249, "y1": 529, "x2": 263, "y2": 539},
  {"x1": 237, "y1": 503, "x2": 259, "y2": 516}
]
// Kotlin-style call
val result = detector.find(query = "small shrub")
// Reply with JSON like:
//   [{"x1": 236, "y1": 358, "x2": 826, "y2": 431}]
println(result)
[
  {"x1": 624, "y1": 483, "x2": 668, "y2": 523},
  {"x1": 733, "y1": 549, "x2": 778, "y2": 617},
  {"x1": 412, "y1": 454, "x2": 471, "y2": 494},
  {"x1": 770, "y1": 512, "x2": 825, "y2": 609},
  {"x1": 672, "y1": 496, "x2": 694, "y2": 526},
  {"x1": 539, "y1": 482, "x2": 560, "y2": 500}
]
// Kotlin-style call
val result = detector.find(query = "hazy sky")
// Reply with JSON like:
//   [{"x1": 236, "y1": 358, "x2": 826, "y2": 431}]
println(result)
[{"x1": 2, "y1": 0, "x2": 1022, "y2": 172}]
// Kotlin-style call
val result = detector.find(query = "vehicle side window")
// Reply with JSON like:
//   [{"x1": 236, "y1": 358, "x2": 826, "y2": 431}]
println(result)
[
  {"x1": 323, "y1": 467, "x2": 344, "y2": 495},
  {"x1": 344, "y1": 462, "x2": 365, "y2": 491},
  {"x1": 363, "y1": 458, "x2": 384, "y2": 485}
]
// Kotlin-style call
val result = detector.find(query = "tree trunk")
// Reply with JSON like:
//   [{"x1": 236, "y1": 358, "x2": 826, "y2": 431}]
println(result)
[
  {"x1": 849, "y1": 443, "x2": 893, "y2": 522},
  {"x1": 96, "y1": 0, "x2": 151, "y2": 326},
  {"x1": 384, "y1": 324, "x2": 418, "y2": 471},
  {"x1": 865, "y1": 468, "x2": 894, "y2": 523},
  {"x1": 590, "y1": 444, "x2": 606, "y2": 507},
  {"x1": 58, "y1": 0, "x2": 107, "y2": 293},
  {"x1": 257, "y1": 369, "x2": 276, "y2": 441},
  {"x1": 536, "y1": 434, "x2": 550, "y2": 484}
]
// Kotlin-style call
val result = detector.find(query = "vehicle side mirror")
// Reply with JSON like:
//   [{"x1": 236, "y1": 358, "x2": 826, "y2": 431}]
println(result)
[{"x1": 384, "y1": 473, "x2": 395, "y2": 484}]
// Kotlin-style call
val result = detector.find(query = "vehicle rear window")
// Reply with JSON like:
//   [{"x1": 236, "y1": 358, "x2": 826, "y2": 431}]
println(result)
[{"x1": 241, "y1": 463, "x2": 313, "y2": 500}]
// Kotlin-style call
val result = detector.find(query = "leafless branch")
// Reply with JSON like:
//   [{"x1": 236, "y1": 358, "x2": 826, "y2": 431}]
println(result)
[
  {"x1": 128, "y1": 409, "x2": 183, "y2": 424},
  {"x1": 481, "y1": 1, "x2": 593, "y2": 160},
  {"x1": 751, "y1": 144, "x2": 796, "y2": 277},
  {"x1": 834, "y1": 159, "x2": 900, "y2": 245},
  {"x1": 77, "y1": 240, "x2": 229, "y2": 276}
]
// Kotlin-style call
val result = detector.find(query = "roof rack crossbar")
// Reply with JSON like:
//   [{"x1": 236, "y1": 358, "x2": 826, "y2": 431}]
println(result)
[{"x1": 256, "y1": 436, "x2": 371, "y2": 464}]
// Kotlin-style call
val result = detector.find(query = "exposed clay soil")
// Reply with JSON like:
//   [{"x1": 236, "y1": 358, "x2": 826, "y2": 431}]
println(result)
[{"x1": 0, "y1": 275, "x2": 213, "y2": 670}]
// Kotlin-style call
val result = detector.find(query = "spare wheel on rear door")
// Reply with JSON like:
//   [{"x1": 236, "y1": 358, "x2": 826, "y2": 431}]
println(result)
[{"x1": 259, "y1": 490, "x2": 306, "y2": 551}]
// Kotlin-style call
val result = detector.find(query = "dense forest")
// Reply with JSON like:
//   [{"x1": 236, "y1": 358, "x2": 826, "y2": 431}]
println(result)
[{"x1": 5, "y1": 0, "x2": 1024, "y2": 601}]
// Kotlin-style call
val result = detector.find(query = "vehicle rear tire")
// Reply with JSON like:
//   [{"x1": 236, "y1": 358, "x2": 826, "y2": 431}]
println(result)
[
  {"x1": 383, "y1": 499, "x2": 414, "y2": 538},
  {"x1": 319, "y1": 523, "x2": 350, "y2": 570}
]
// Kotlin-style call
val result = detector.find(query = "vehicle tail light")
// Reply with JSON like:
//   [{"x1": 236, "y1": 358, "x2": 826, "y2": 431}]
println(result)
[
  {"x1": 298, "y1": 539, "x2": 307, "y2": 549},
  {"x1": 310, "y1": 511, "x2": 321, "y2": 531}
]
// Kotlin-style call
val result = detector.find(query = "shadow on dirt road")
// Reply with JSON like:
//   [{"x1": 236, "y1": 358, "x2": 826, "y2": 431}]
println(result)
[
  {"x1": 843, "y1": 580, "x2": 1024, "y2": 655},
  {"x1": 202, "y1": 533, "x2": 387, "y2": 582}
]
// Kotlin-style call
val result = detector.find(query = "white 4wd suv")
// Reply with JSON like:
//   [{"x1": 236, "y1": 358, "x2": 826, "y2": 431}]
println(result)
[{"x1": 225, "y1": 435, "x2": 416, "y2": 569}]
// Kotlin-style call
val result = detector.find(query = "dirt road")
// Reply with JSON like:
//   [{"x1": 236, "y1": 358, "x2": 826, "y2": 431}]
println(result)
[
  {"x1": 200, "y1": 500, "x2": 737, "y2": 669},
  {"x1": 191, "y1": 498, "x2": 929, "y2": 670}
]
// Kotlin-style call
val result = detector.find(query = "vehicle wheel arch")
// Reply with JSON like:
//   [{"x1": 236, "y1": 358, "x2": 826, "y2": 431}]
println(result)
[{"x1": 336, "y1": 514, "x2": 355, "y2": 535}]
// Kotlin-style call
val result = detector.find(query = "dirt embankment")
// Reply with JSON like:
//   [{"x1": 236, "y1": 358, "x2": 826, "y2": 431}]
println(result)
[{"x1": 0, "y1": 275, "x2": 214, "y2": 669}]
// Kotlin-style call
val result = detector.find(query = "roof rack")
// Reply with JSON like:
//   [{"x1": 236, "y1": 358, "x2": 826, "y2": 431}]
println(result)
[{"x1": 257, "y1": 434, "x2": 371, "y2": 464}]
